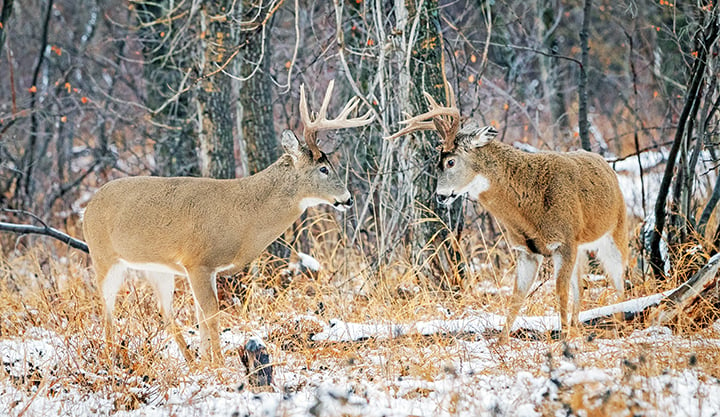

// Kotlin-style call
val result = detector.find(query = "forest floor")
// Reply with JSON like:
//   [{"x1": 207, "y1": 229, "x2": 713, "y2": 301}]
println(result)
[{"x1": 1, "y1": 243, "x2": 720, "y2": 417}]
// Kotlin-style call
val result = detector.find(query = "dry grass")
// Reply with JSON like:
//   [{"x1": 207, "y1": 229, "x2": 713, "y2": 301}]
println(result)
[{"x1": 1, "y1": 210, "x2": 719, "y2": 415}]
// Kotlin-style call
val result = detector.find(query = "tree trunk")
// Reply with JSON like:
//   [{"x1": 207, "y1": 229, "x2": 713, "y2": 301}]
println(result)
[
  {"x1": 649, "y1": 11, "x2": 719, "y2": 279},
  {"x1": 538, "y1": 3, "x2": 570, "y2": 144},
  {"x1": 405, "y1": 0, "x2": 464, "y2": 285},
  {"x1": 197, "y1": 1, "x2": 237, "y2": 179},
  {"x1": 237, "y1": 7, "x2": 277, "y2": 176},
  {"x1": 577, "y1": 0, "x2": 592, "y2": 152},
  {"x1": 0, "y1": 0, "x2": 13, "y2": 58},
  {"x1": 235, "y1": 1, "x2": 284, "y2": 259},
  {"x1": 136, "y1": 1, "x2": 199, "y2": 177}
]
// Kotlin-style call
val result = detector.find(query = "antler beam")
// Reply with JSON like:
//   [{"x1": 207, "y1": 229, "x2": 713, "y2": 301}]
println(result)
[
  {"x1": 300, "y1": 80, "x2": 374, "y2": 160},
  {"x1": 384, "y1": 85, "x2": 461, "y2": 152}
]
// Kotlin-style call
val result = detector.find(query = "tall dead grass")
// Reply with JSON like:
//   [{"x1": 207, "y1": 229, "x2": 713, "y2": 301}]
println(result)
[{"x1": 1, "y1": 205, "x2": 719, "y2": 413}]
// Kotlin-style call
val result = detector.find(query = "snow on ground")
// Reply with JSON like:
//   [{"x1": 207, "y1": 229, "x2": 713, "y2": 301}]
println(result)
[{"x1": 2, "y1": 314, "x2": 720, "y2": 417}]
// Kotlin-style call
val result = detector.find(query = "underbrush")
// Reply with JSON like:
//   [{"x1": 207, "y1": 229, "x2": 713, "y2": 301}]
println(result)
[{"x1": 0, "y1": 212, "x2": 719, "y2": 416}]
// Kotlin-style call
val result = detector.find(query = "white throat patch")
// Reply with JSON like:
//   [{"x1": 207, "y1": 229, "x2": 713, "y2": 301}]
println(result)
[
  {"x1": 299, "y1": 197, "x2": 330, "y2": 211},
  {"x1": 458, "y1": 173, "x2": 490, "y2": 200}
]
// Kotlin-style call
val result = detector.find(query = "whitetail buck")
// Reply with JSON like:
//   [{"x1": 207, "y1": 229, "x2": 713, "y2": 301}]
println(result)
[
  {"x1": 83, "y1": 80, "x2": 373, "y2": 365},
  {"x1": 386, "y1": 87, "x2": 628, "y2": 340}
]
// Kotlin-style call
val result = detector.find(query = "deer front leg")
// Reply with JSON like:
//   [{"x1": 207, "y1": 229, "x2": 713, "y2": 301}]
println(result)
[
  {"x1": 186, "y1": 266, "x2": 224, "y2": 366},
  {"x1": 501, "y1": 249, "x2": 543, "y2": 343},
  {"x1": 552, "y1": 244, "x2": 578, "y2": 339}
]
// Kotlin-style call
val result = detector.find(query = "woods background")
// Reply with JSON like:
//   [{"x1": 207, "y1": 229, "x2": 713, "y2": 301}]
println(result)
[{"x1": 1, "y1": 0, "x2": 719, "y2": 285}]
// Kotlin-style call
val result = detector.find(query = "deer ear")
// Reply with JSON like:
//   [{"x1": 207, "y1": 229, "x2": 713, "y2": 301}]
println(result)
[
  {"x1": 467, "y1": 125, "x2": 499, "y2": 148},
  {"x1": 281, "y1": 130, "x2": 303, "y2": 163}
]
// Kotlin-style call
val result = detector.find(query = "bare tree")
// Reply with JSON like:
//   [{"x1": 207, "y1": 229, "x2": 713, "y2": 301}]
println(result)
[
  {"x1": 237, "y1": 0, "x2": 278, "y2": 177},
  {"x1": 577, "y1": 0, "x2": 592, "y2": 151},
  {"x1": 0, "y1": 0, "x2": 13, "y2": 57},
  {"x1": 135, "y1": 0, "x2": 200, "y2": 177},
  {"x1": 649, "y1": 7, "x2": 719, "y2": 279},
  {"x1": 196, "y1": 1, "x2": 238, "y2": 179}
]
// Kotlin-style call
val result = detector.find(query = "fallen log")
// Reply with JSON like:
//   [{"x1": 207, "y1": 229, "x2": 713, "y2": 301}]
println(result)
[
  {"x1": 651, "y1": 252, "x2": 720, "y2": 327},
  {"x1": 312, "y1": 254, "x2": 720, "y2": 343}
]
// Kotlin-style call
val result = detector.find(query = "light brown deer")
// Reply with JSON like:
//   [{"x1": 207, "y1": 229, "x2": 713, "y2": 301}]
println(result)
[
  {"x1": 83, "y1": 80, "x2": 373, "y2": 365},
  {"x1": 387, "y1": 86, "x2": 628, "y2": 341}
]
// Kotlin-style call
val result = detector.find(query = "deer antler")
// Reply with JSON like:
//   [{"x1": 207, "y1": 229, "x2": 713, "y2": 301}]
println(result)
[
  {"x1": 384, "y1": 84, "x2": 461, "y2": 152},
  {"x1": 299, "y1": 80, "x2": 375, "y2": 160}
]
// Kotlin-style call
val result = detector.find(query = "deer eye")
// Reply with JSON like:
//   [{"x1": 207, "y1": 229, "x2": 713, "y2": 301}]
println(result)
[
  {"x1": 446, "y1": 159, "x2": 456, "y2": 169},
  {"x1": 319, "y1": 166, "x2": 329, "y2": 175}
]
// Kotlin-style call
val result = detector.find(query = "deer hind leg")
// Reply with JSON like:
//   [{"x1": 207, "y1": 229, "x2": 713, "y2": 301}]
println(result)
[
  {"x1": 596, "y1": 232, "x2": 627, "y2": 329},
  {"x1": 570, "y1": 250, "x2": 590, "y2": 328},
  {"x1": 99, "y1": 261, "x2": 127, "y2": 349},
  {"x1": 186, "y1": 266, "x2": 223, "y2": 366},
  {"x1": 501, "y1": 249, "x2": 543, "y2": 343},
  {"x1": 552, "y1": 245, "x2": 578, "y2": 339},
  {"x1": 146, "y1": 272, "x2": 194, "y2": 364},
  {"x1": 595, "y1": 234, "x2": 626, "y2": 300}
]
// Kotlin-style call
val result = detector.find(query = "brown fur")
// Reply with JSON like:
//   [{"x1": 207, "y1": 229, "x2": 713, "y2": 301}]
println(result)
[
  {"x1": 83, "y1": 134, "x2": 352, "y2": 365},
  {"x1": 437, "y1": 125, "x2": 628, "y2": 340}
]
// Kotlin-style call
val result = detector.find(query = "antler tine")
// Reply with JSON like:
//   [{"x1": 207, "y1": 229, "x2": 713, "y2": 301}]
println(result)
[
  {"x1": 384, "y1": 87, "x2": 461, "y2": 144},
  {"x1": 422, "y1": 92, "x2": 443, "y2": 110},
  {"x1": 446, "y1": 84, "x2": 457, "y2": 108},
  {"x1": 383, "y1": 120, "x2": 437, "y2": 141},
  {"x1": 300, "y1": 80, "x2": 375, "y2": 160},
  {"x1": 299, "y1": 83, "x2": 323, "y2": 160},
  {"x1": 316, "y1": 79, "x2": 335, "y2": 122},
  {"x1": 335, "y1": 97, "x2": 375, "y2": 127},
  {"x1": 439, "y1": 84, "x2": 460, "y2": 152}
]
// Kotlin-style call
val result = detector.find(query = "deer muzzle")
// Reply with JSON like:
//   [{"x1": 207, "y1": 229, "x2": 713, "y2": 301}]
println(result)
[
  {"x1": 333, "y1": 196, "x2": 354, "y2": 211},
  {"x1": 436, "y1": 192, "x2": 458, "y2": 206}
]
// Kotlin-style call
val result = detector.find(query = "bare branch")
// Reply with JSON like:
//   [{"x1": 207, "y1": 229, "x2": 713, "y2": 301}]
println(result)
[{"x1": 0, "y1": 221, "x2": 88, "y2": 253}]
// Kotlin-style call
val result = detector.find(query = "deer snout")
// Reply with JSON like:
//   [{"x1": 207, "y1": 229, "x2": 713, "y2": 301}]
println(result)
[
  {"x1": 436, "y1": 192, "x2": 457, "y2": 206},
  {"x1": 333, "y1": 195, "x2": 354, "y2": 211}
]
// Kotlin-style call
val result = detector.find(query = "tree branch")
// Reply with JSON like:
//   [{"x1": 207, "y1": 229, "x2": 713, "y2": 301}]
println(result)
[{"x1": 0, "y1": 222, "x2": 88, "y2": 253}]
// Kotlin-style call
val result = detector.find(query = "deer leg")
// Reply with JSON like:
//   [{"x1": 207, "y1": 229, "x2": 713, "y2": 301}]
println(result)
[
  {"x1": 596, "y1": 236, "x2": 626, "y2": 300},
  {"x1": 570, "y1": 250, "x2": 589, "y2": 328},
  {"x1": 596, "y1": 234, "x2": 627, "y2": 327},
  {"x1": 186, "y1": 266, "x2": 223, "y2": 366},
  {"x1": 146, "y1": 272, "x2": 194, "y2": 364},
  {"x1": 99, "y1": 262, "x2": 126, "y2": 351},
  {"x1": 501, "y1": 249, "x2": 543, "y2": 343},
  {"x1": 552, "y1": 245, "x2": 577, "y2": 339}
]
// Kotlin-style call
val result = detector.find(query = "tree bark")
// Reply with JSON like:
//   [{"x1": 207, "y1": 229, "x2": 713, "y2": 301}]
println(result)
[
  {"x1": 578, "y1": 0, "x2": 592, "y2": 151},
  {"x1": 237, "y1": 13, "x2": 277, "y2": 176},
  {"x1": 405, "y1": 0, "x2": 464, "y2": 285},
  {"x1": 15, "y1": 0, "x2": 53, "y2": 209},
  {"x1": 136, "y1": 1, "x2": 199, "y2": 177},
  {"x1": 0, "y1": 0, "x2": 13, "y2": 58},
  {"x1": 235, "y1": 1, "x2": 283, "y2": 259},
  {"x1": 698, "y1": 176, "x2": 720, "y2": 236},
  {"x1": 197, "y1": 1, "x2": 237, "y2": 179}
]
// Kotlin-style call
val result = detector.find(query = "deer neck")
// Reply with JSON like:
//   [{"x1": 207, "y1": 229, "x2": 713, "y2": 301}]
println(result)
[
  {"x1": 239, "y1": 155, "x2": 305, "y2": 217},
  {"x1": 472, "y1": 141, "x2": 529, "y2": 207}
]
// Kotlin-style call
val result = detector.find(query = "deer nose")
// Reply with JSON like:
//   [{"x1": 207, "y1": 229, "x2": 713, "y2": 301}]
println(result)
[
  {"x1": 345, "y1": 196, "x2": 354, "y2": 206},
  {"x1": 436, "y1": 194, "x2": 450, "y2": 205}
]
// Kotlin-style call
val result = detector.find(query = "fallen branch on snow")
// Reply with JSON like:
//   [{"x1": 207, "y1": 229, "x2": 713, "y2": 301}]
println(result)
[{"x1": 311, "y1": 291, "x2": 673, "y2": 343}]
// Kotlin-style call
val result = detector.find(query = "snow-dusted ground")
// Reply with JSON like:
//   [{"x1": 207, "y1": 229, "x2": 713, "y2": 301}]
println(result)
[{"x1": 2, "y1": 315, "x2": 720, "y2": 417}]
